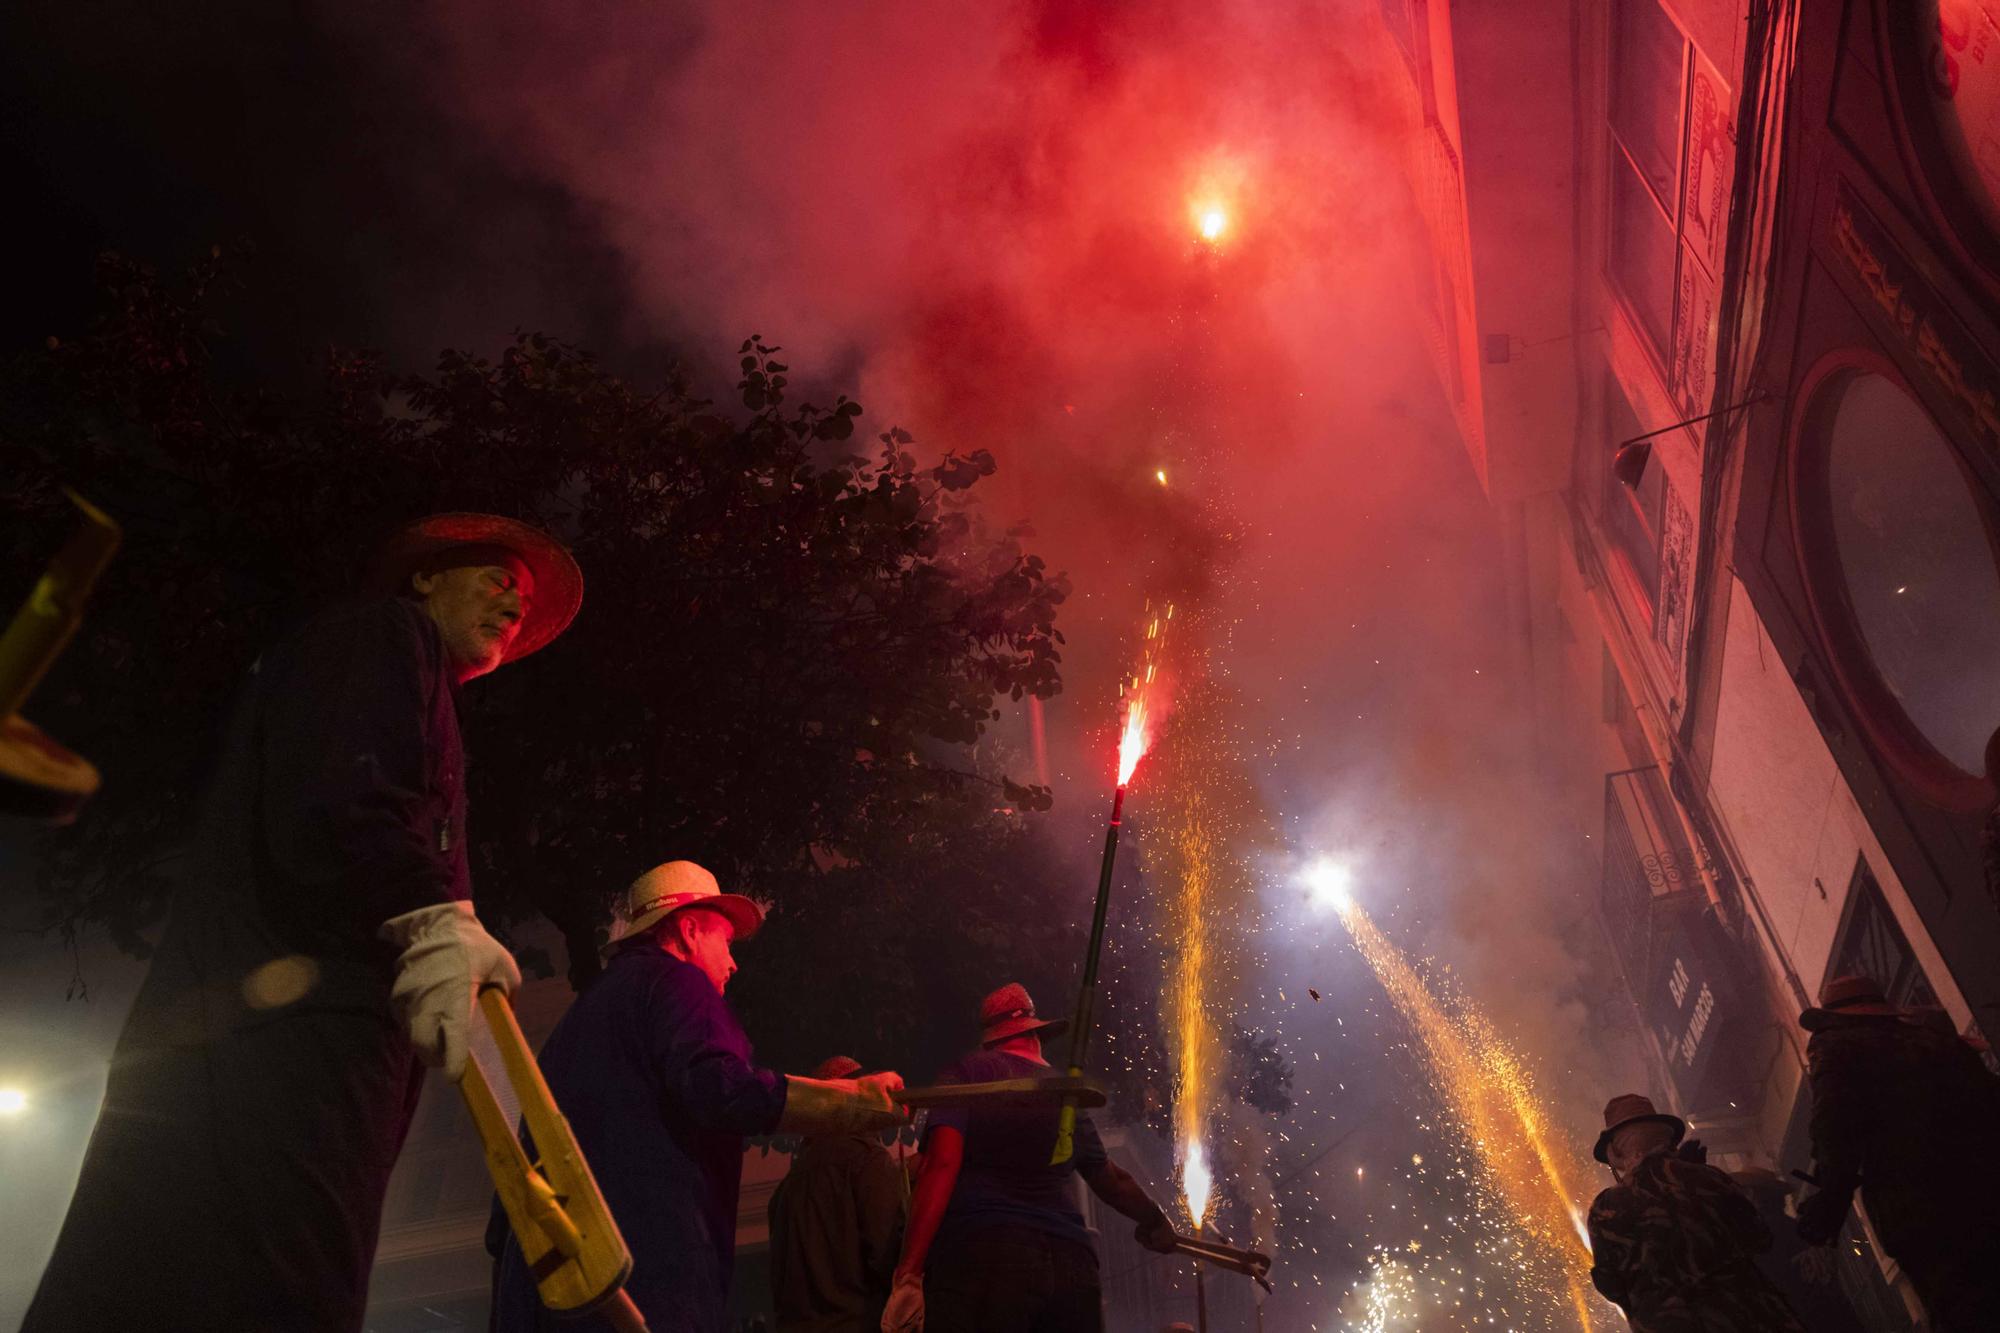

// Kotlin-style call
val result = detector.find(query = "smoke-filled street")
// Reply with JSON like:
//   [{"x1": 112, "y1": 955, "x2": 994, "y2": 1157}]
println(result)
[{"x1": 4, "y1": 2, "x2": 1999, "y2": 1331}]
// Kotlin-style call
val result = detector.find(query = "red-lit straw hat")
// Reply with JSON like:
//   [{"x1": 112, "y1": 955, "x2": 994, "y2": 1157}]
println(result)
[
  {"x1": 1799, "y1": 974, "x2": 1904, "y2": 1032},
  {"x1": 1592, "y1": 1093, "x2": 1687, "y2": 1163},
  {"x1": 979, "y1": 982, "x2": 1069, "y2": 1047},
  {"x1": 371, "y1": 512, "x2": 583, "y2": 663},
  {"x1": 608, "y1": 860, "x2": 764, "y2": 945}
]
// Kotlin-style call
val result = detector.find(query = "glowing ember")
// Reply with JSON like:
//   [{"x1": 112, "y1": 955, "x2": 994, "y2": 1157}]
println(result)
[
  {"x1": 1181, "y1": 1136, "x2": 1215, "y2": 1231},
  {"x1": 1196, "y1": 206, "x2": 1228, "y2": 241},
  {"x1": 1155, "y1": 467, "x2": 1168, "y2": 485}
]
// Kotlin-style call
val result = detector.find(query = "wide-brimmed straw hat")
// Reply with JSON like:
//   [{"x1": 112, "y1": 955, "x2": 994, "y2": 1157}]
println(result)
[
  {"x1": 1592, "y1": 1093, "x2": 1687, "y2": 1163},
  {"x1": 371, "y1": 512, "x2": 583, "y2": 663},
  {"x1": 608, "y1": 860, "x2": 764, "y2": 946},
  {"x1": 812, "y1": 1055, "x2": 864, "y2": 1080},
  {"x1": 1799, "y1": 974, "x2": 1904, "y2": 1032},
  {"x1": 980, "y1": 982, "x2": 1069, "y2": 1048}
]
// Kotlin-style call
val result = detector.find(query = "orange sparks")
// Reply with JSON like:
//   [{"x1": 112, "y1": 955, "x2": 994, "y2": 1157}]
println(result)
[{"x1": 1115, "y1": 602, "x2": 1173, "y2": 786}]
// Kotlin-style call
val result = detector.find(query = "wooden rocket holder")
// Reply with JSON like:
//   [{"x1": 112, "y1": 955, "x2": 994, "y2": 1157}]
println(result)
[
  {"x1": 895, "y1": 1073, "x2": 1109, "y2": 1111},
  {"x1": 461, "y1": 987, "x2": 648, "y2": 1331},
  {"x1": 0, "y1": 492, "x2": 120, "y2": 823}
]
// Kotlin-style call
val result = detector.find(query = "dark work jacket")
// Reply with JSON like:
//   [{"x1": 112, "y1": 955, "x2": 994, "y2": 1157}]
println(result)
[
  {"x1": 494, "y1": 948, "x2": 790, "y2": 1333},
  {"x1": 25, "y1": 597, "x2": 470, "y2": 1333},
  {"x1": 1806, "y1": 1015, "x2": 2000, "y2": 1268},
  {"x1": 768, "y1": 1133, "x2": 906, "y2": 1332},
  {"x1": 924, "y1": 1048, "x2": 1107, "y2": 1255},
  {"x1": 1587, "y1": 1153, "x2": 1805, "y2": 1333}
]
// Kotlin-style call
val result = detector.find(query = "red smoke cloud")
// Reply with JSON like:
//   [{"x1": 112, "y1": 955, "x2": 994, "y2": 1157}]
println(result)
[{"x1": 344, "y1": 0, "x2": 1432, "y2": 615}]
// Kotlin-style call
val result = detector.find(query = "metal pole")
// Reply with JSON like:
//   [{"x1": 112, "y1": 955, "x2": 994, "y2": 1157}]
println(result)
[
  {"x1": 1195, "y1": 1259, "x2": 1208, "y2": 1333},
  {"x1": 1052, "y1": 782, "x2": 1125, "y2": 1163}
]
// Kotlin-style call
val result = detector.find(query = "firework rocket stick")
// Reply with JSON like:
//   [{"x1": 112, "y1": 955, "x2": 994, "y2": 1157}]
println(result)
[{"x1": 1051, "y1": 780, "x2": 1125, "y2": 1165}]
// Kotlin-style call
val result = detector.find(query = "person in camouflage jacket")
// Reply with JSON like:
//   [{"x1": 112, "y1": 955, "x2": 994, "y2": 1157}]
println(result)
[
  {"x1": 1585, "y1": 1094, "x2": 1804, "y2": 1332},
  {"x1": 1796, "y1": 975, "x2": 2000, "y2": 1332}
]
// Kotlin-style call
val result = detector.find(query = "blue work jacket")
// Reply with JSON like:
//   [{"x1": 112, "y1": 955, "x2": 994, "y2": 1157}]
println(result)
[{"x1": 494, "y1": 947, "x2": 790, "y2": 1332}]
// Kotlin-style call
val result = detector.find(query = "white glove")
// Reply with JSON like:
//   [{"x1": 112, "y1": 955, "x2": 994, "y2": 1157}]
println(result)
[
  {"x1": 782, "y1": 1071, "x2": 910, "y2": 1135},
  {"x1": 881, "y1": 1271, "x2": 923, "y2": 1333},
  {"x1": 378, "y1": 900, "x2": 522, "y2": 1079}
]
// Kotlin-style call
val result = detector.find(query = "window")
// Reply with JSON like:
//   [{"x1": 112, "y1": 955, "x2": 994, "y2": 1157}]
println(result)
[
  {"x1": 1610, "y1": 0, "x2": 1687, "y2": 205},
  {"x1": 1607, "y1": 0, "x2": 1688, "y2": 364},
  {"x1": 1609, "y1": 157, "x2": 1680, "y2": 361},
  {"x1": 1605, "y1": 0, "x2": 1734, "y2": 419},
  {"x1": 1802, "y1": 370, "x2": 2000, "y2": 781},
  {"x1": 1829, "y1": 858, "x2": 1938, "y2": 1010},
  {"x1": 1602, "y1": 375, "x2": 1664, "y2": 605}
]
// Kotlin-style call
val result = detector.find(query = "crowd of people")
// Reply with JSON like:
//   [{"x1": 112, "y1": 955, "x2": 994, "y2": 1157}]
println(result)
[
  {"x1": 19, "y1": 513, "x2": 2000, "y2": 1332},
  {"x1": 1585, "y1": 975, "x2": 2000, "y2": 1333},
  {"x1": 21, "y1": 515, "x2": 1175, "y2": 1333}
]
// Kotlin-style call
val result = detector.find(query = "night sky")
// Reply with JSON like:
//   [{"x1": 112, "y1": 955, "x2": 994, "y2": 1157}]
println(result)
[{"x1": 2, "y1": 3, "x2": 1642, "y2": 1328}]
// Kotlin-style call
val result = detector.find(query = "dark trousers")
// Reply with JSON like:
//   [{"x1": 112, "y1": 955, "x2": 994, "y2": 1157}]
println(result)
[
  {"x1": 25, "y1": 1004, "x2": 423, "y2": 1333},
  {"x1": 926, "y1": 1224, "x2": 1102, "y2": 1333}
]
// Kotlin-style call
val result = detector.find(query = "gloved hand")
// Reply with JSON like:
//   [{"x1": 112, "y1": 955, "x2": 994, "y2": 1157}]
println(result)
[
  {"x1": 881, "y1": 1270, "x2": 923, "y2": 1333},
  {"x1": 1136, "y1": 1206, "x2": 1179, "y2": 1254},
  {"x1": 1675, "y1": 1138, "x2": 1708, "y2": 1165},
  {"x1": 1795, "y1": 1188, "x2": 1853, "y2": 1246},
  {"x1": 781, "y1": 1070, "x2": 910, "y2": 1135},
  {"x1": 378, "y1": 900, "x2": 522, "y2": 1080}
]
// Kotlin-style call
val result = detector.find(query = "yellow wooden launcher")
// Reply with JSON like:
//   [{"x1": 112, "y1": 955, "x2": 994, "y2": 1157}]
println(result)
[{"x1": 463, "y1": 987, "x2": 648, "y2": 1331}]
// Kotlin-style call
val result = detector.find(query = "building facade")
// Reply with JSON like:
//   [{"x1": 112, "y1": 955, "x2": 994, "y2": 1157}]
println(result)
[{"x1": 1385, "y1": 0, "x2": 2000, "y2": 1327}]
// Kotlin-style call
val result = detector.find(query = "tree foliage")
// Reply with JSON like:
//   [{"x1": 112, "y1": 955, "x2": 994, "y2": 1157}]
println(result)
[
  {"x1": 1, "y1": 251, "x2": 1296, "y2": 1114},
  {"x1": 1, "y1": 252, "x2": 1067, "y2": 1014}
]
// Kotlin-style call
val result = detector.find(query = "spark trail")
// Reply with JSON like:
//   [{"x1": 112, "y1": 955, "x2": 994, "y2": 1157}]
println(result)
[
  {"x1": 1171, "y1": 788, "x2": 1221, "y2": 1229},
  {"x1": 1332, "y1": 897, "x2": 1603, "y2": 1331}
]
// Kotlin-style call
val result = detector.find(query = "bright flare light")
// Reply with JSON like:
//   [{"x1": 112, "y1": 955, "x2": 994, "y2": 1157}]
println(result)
[
  {"x1": 1182, "y1": 1137, "x2": 1215, "y2": 1231},
  {"x1": 1196, "y1": 206, "x2": 1229, "y2": 241},
  {"x1": 0, "y1": 1088, "x2": 27, "y2": 1116},
  {"x1": 1116, "y1": 692, "x2": 1152, "y2": 786},
  {"x1": 1155, "y1": 468, "x2": 1168, "y2": 485},
  {"x1": 1303, "y1": 857, "x2": 1353, "y2": 912}
]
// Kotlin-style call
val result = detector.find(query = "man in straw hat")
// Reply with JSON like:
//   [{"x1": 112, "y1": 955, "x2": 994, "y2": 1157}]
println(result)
[
  {"x1": 769, "y1": 1054, "x2": 909, "y2": 1332},
  {"x1": 27, "y1": 512, "x2": 582, "y2": 1332},
  {"x1": 1795, "y1": 973, "x2": 2000, "y2": 1330},
  {"x1": 1585, "y1": 1092, "x2": 1804, "y2": 1331},
  {"x1": 883, "y1": 982, "x2": 1178, "y2": 1333},
  {"x1": 493, "y1": 861, "x2": 908, "y2": 1333}
]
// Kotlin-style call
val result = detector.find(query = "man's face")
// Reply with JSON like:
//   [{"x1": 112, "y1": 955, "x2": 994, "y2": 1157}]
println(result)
[
  {"x1": 675, "y1": 909, "x2": 738, "y2": 995},
  {"x1": 411, "y1": 555, "x2": 534, "y2": 681},
  {"x1": 1607, "y1": 1122, "x2": 1675, "y2": 1182}
]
